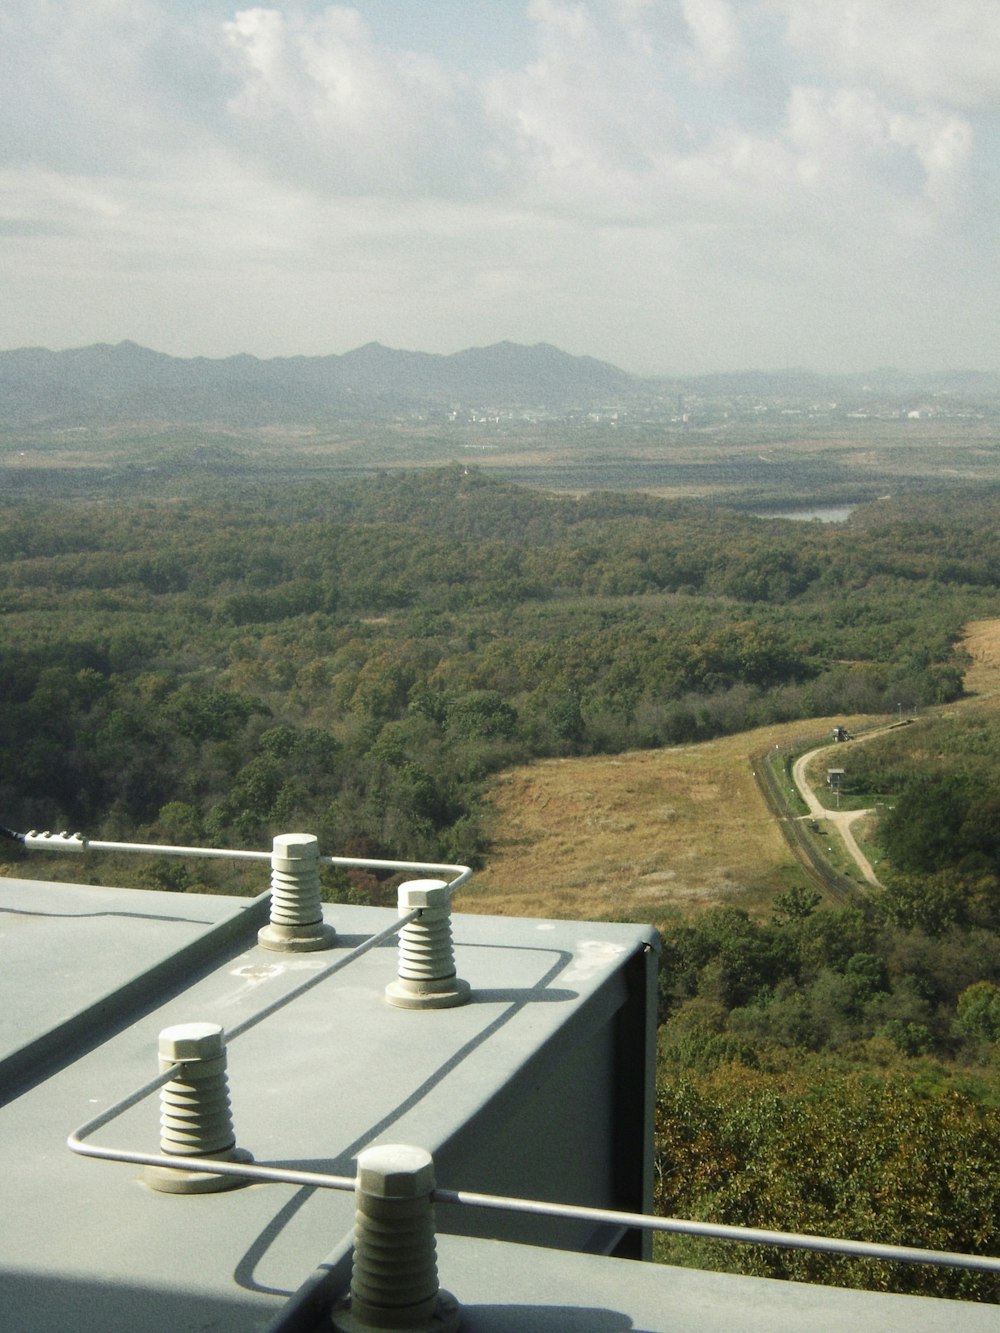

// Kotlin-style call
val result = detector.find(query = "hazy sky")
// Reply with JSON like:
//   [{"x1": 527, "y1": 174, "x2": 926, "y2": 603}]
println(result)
[{"x1": 1, "y1": 1, "x2": 997, "y2": 374}]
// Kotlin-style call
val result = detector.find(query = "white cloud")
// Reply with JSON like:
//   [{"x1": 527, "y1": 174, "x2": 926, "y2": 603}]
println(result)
[
  {"x1": 222, "y1": 6, "x2": 475, "y2": 193},
  {"x1": 680, "y1": 0, "x2": 742, "y2": 83},
  {"x1": 483, "y1": 0, "x2": 681, "y2": 190},
  {"x1": 0, "y1": 1, "x2": 995, "y2": 370},
  {"x1": 783, "y1": 86, "x2": 972, "y2": 212},
  {"x1": 889, "y1": 109, "x2": 973, "y2": 207},
  {"x1": 0, "y1": 0, "x2": 230, "y2": 173},
  {"x1": 773, "y1": 0, "x2": 1000, "y2": 108}
]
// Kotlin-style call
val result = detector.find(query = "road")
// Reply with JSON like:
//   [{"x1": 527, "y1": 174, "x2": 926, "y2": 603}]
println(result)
[{"x1": 790, "y1": 738, "x2": 887, "y2": 888}]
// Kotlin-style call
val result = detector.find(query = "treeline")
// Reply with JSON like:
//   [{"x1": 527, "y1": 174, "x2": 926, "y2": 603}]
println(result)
[
  {"x1": 655, "y1": 712, "x2": 1000, "y2": 1300},
  {"x1": 658, "y1": 887, "x2": 1000, "y2": 1074},
  {"x1": 0, "y1": 469, "x2": 994, "y2": 880},
  {"x1": 656, "y1": 1063, "x2": 1000, "y2": 1301},
  {"x1": 655, "y1": 886, "x2": 1000, "y2": 1300},
  {"x1": 6, "y1": 467, "x2": 1000, "y2": 1296}
]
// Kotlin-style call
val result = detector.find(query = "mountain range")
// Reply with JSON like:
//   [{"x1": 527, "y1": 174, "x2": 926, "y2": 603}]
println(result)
[
  {"x1": 0, "y1": 340, "x2": 633, "y2": 427},
  {"x1": 0, "y1": 340, "x2": 997, "y2": 428}
]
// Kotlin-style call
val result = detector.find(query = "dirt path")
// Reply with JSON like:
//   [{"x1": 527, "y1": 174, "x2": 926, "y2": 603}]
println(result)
[
  {"x1": 788, "y1": 619, "x2": 1000, "y2": 888},
  {"x1": 465, "y1": 619, "x2": 1000, "y2": 922},
  {"x1": 791, "y1": 742, "x2": 884, "y2": 887}
]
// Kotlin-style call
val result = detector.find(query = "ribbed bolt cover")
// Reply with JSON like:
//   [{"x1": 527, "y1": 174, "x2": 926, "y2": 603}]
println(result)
[
  {"x1": 386, "y1": 880, "x2": 470, "y2": 1010},
  {"x1": 331, "y1": 1144, "x2": 460, "y2": 1332},
  {"x1": 260, "y1": 831, "x2": 336, "y2": 952},
  {"x1": 145, "y1": 1021, "x2": 253, "y2": 1195}
]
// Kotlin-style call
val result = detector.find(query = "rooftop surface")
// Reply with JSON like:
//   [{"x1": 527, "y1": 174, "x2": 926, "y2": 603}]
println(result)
[
  {"x1": 1, "y1": 868, "x2": 996, "y2": 1331},
  {"x1": 0, "y1": 873, "x2": 656, "y2": 1329}
]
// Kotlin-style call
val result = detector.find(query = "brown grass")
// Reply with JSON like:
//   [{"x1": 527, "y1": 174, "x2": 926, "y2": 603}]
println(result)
[
  {"x1": 456, "y1": 621, "x2": 1000, "y2": 928},
  {"x1": 457, "y1": 719, "x2": 855, "y2": 928},
  {"x1": 957, "y1": 619, "x2": 1000, "y2": 703}
]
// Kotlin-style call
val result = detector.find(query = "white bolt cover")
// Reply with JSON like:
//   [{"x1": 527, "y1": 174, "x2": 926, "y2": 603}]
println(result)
[
  {"x1": 397, "y1": 879, "x2": 450, "y2": 911},
  {"x1": 158, "y1": 1022, "x2": 225, "y2": 1063},
  {"x1": 357, "y1": 1144, "x2": 436, "y2": 1199},
  {"x1": 272, "y1": 832, "x2": 319, "y2": 860}
]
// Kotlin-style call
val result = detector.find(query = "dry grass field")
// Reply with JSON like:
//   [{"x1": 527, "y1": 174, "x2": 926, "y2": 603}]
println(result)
[
  {"x1": 456, "y1": 718, "x2": 854, "y2": 928},
  {"x1": 956, "y1": 618, "x2": 1000, "y2": 704},
  {"x1": 455, "y1": 620, "x2": 1000, "y2": 928}
]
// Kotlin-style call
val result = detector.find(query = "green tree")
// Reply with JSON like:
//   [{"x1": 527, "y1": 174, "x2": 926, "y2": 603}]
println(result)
[
  {"x1": 879, "y1": 775, "x2": 971, "y2": 875},
  {"x1": 446, "y1": 691, "x2": 518, "y2": 741},
  {"x1": 954, "y1": 980, "x2": 1000, "y2": 1043}
]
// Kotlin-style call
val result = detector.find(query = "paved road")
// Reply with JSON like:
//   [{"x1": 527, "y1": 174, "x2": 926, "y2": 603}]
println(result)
[{"x1": 791, "y1": 741, "x2": 884, "y2": 887}]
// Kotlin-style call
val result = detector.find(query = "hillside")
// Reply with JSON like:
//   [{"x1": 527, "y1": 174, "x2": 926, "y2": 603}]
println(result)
[
  {"x1": 1, "y1": 465, "x2": 997, "y2": 1302},
  {"x1": 459, "y1": 716, "x2": 856, "y2": 924},
  {"x1": 2, "y1": 340, "x2": 997, "y2": 436},
  {"x1": 460, "y1": 620, "x2": 1000, "y2": 927},
  {"x1": 0, "y1": 340, "x2": 634, "y2": 426}
]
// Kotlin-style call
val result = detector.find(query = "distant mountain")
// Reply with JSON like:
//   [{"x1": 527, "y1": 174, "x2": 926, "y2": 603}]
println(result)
[
  {"x1": 0, "y1": 340, "x2": 635, "y2": 427},
  {"x1": 1, "y1": 341, "x2": 996, "y2": 430}
]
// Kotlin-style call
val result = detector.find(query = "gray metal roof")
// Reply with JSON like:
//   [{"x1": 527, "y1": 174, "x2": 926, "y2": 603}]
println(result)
[
  {"x1": 0, "y1": 875, "x2": 656, "y2": 1329},
  {"x1": 419, "y1": 1234, "x2": 1000, "y2": 1332},
  {"x1": 1, "y1": 871, "x2": 996, "y2": 1331}
]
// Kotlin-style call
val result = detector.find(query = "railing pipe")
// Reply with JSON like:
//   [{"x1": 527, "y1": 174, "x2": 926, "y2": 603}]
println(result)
[
  {"x1": 430, "y1": 1187, "x2": 1000, "y2": 1275},
  {"x1": 67, "y1": 908, "x2": 420, "y2": 1155},
  {"x1": 64, "y1": 1124, "x2": 1000, "y2": 1276},
  {"x1": 20, "y1": 831, "x2": 472, "y2": 890},
  {"x1": 23, "y1": 832, "x2": 272, "y2": 861}
]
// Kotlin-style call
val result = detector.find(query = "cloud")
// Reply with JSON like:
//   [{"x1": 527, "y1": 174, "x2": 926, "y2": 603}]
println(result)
[
  {"x1": 0, "y1": 1, "x2": 995, "y2": 370},
  {"x1": 483, "y1": 0, "x2": 681, "y2": 191},
  {"x1": 773, "y1": 0, "x2": 1000, "y2": 108},
  {"x1": 784, "y1": 86, "x2": 972, "y2": 209},
  {"x1": 680, "y1": 0, "x2": 742, "y2": 83},
  {"x1": 221, "y1": 6, "x2": 484, "y2": 194},
  {"x1": 0, "y1": 0, "x2": 231, "y2": 173},
  {"x1": 6, "y1": 1, "x2": 970, "y2": 228}
]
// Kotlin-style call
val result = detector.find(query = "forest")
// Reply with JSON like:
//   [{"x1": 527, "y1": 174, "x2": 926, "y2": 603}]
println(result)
[
  {"x1": 0, "y1": 469, "x2": 987, "y2": 864},
  {"x1": 3, "y1": 465, "x2": 1000, "y2": 1299}
]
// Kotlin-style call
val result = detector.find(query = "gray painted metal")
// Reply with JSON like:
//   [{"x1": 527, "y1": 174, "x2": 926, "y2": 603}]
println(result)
[
  {"x1": 0, "y1": 876, "x2": 656, "y2": 1330},
  {"x1": 426, "y1": 1235, "x2": 1000, "y2": 1332},
  {"x1": 2, "y1": 872, "x2": 996, "y2": 1331}
]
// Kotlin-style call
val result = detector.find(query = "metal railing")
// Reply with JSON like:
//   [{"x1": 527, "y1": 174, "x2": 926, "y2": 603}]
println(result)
[
  {"x1": 31, "y1": 828, "x2": 999, "y2": 1280},
  {"x1": 16, "y1": 828, "x2": 473, "y2": 891},
  {"x1": 67, "y1": 1120, "x2": 1000, "y2": 1276}
]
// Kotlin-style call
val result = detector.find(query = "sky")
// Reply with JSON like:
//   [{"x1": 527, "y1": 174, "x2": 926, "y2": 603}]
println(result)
[{"x1": 1, "y1": 0, "x2": 997, "y2": 375}]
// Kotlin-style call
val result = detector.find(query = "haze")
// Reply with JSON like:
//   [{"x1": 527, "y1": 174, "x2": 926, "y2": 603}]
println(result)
[{"x1": 1, "y1": 1, "x2": 997, "y2": 375}]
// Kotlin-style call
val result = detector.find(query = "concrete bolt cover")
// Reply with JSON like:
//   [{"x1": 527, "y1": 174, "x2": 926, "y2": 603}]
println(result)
[{"x1": 272, "y1": 832, "x2": 319, "y2": 859}]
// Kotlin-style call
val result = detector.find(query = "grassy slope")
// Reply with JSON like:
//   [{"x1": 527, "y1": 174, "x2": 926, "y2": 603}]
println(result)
[{"x1": 457, "y1": 620, "x2": 1000, "y2": 929}]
